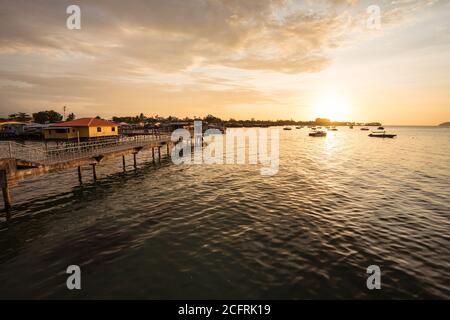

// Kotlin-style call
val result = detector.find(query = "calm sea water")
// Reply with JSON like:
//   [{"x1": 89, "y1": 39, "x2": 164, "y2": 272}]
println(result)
[{"x1": 0, "y1": 126, "x2": 449, "y2": 299}]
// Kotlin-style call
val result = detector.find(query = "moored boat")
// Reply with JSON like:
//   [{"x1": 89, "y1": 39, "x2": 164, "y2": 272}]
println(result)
[
  {"x1": 368, "y1": 131, "x2": 396, "y2": 138},
  {"x1": 309, "y1": 130, "x2": 327, "y2": 137}
]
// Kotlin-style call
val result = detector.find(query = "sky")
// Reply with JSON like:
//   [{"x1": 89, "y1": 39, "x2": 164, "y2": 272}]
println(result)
[{"x1": 0, "y1": 0, "x2": 449, "y2": 125}]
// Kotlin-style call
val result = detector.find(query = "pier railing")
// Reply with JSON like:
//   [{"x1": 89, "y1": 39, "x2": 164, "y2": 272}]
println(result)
[{"x1": 0, "y1": 134, "x2": 171, "y2": 165}]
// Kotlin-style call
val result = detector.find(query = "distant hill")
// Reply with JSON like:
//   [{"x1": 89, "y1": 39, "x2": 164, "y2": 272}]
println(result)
[{"x1": 438, "y1": 122, "x2": 450, "y2": 127}]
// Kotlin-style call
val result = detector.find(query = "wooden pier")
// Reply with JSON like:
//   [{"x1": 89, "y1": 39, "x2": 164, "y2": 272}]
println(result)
[{"x1": 0, "y1": 135, "x2": 173, "y2": 209}]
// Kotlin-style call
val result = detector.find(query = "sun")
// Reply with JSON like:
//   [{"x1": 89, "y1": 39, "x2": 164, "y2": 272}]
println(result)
[{"x1": 313, "y1": 92, "x2": 350, "y2": 121}]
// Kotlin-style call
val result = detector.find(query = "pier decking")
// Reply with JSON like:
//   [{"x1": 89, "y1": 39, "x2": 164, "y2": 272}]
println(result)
[{"x1": 0, "y1": 134, "x2": 173, "y2": 209}]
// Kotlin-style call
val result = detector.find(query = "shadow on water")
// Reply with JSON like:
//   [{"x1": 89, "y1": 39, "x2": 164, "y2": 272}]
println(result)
[
  {"x1": 1, "y1": 156, "x2": 171, "y2": 221},
  {"x1": 0, "y1": 156, "x2": 177, "y2": 298}
]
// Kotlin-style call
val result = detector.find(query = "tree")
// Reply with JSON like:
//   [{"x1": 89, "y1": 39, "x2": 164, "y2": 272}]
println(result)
[
  {"x1": 32, "y1": 110, "x2": 63, "y2": 124},
  {"x1": 66, "y1": 113, "x2": 76, "y2": 121},
  {"x1": 8, "y1": 112, "x2": 32, "y2": 122},
  {"x1": 203, "y1": 114, "x2": 222, "y2": 124}
]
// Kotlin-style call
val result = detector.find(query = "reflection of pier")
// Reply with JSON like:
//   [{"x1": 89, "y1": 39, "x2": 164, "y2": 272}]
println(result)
[{"x1": 0, "y1": 134, "x2": 173, "y2": 209}]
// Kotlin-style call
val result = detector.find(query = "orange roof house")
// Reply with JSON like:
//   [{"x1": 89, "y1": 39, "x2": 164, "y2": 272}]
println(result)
[{"x1": 44, "y1": 117, "x2": 119, "y2": 140}]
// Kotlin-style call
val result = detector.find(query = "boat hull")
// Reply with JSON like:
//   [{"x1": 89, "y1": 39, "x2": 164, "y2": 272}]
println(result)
[{"x1": 368, "y1": 134, "x2": 397, "y2": 138}]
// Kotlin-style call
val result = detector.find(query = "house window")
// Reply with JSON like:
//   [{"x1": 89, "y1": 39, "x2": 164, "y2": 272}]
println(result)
[
  {"x1": 55, "y1": 129, "x2": 67, "y2": 133},
  {"x1": 112, "y1": 127, "x2": 116, "y2": 132},
  {"x1": 97, "y1": 127, "x2": 101, "y2": 132}
]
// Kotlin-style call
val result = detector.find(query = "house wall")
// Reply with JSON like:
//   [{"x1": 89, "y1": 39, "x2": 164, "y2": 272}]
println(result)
[
  {"x1": 44, "y1": 126, "x2": 118, "y2": 139},
  {"x1": 88, "y1": 126, "x2": 118, "y2": 138}
]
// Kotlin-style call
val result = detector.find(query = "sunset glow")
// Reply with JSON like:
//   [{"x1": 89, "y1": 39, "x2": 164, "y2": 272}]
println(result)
[
  {"x1": 313, "y1": 92, "x2": 350, "y2": 122},
  {"x1": 0, "y1": 0, "x2": 449, "y2": 125}
]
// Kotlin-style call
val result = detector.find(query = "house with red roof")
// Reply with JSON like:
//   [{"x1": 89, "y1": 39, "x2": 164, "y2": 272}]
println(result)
[{"x1": 43, "y1": 117, "x2": 119, "y2": 140}]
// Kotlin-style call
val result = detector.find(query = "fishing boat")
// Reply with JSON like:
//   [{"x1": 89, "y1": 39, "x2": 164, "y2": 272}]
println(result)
[
  {"x1": 331, "y1": 126, "x2": 338, "y2": 131},
  {"x1": 349, "y1": 125, "x2": 354, "y2": 129},
  {"x1": 377, "y1": 126, "x2": 385, "y2": 130},
  {"x1": 309, "y1": 130, "x2": 327, "y2": 137},
  {"x1": 361, "y1": 127, "x2": 370, "y2": 131},
  {"x1": 368, "y1": 131, "x2": 397, "y2": 138},
  {"x1": 283, "y1": 127, "x2": 292, "y2": 130}
]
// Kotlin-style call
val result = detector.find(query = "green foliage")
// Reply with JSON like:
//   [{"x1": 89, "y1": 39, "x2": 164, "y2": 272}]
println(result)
[
  {"x1": 32, "y1": 110, "x2": 63, "y2": 124},
  {"x1": 66, "y1": 113, "x2": 76, "y2": 121}
]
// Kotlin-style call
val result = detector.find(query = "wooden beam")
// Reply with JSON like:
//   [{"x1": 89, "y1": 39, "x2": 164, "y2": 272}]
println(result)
[
  {"x1": 91, "y1": 164, "x2": 97, "y2": 181},
  {"x1": 133, "y1": 153, "x2": 137, "y2": 169},
  {"x1": 77, "y1": 166, "x2": 82, "y2": 184},
  {"x1": 2, "y1": 185, "x2": 12, "y2": 210},
  {"x1": 122, "y1": 155, "x2": 126, "y2": 172},
  {"x1": 1, "y1": 170, "x2": 12, "y2": 209}
]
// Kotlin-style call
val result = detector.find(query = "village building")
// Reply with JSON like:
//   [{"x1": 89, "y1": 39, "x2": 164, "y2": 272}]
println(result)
[{"x1": 43, "y1": 118, "x2": 119, "y2": 140}]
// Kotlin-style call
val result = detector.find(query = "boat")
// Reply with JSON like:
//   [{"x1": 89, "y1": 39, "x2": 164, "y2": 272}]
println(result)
[
  {"x1": 295, "y1": 126, "x2": 303, "y2": 129},
  {"x1": 309, "y1": 130, "x2": 327, "y2": 137},
  {"x1": 331, "y1": 126, "x2": 338, "y2": 131},
  {"x1": 349, "y1": 125, "x2": 354, "y2": 129},
  {"x1": 368, "y1": 131, "x2": 396, "y2": 138},
  {"x1": 361, "y1": 128, "x2": 370, "y2": 131},
  {"x1": 283, "y1": 127, "x2": 292, "y2": 130},
  {"x1": 377, "y1": 126, "x2": 385, "y2": 130}
]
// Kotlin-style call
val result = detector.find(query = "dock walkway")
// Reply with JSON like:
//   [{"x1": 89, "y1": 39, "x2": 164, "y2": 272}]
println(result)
[{"x1": 0, "y1": 134, "x2": 173, "y2": 209}]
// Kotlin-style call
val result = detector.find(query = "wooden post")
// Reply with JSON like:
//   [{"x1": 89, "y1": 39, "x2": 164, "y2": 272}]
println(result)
[
  {"x1": 77, "y1": 166, "x2": 82, "y2": 184},
  {"x1": 1, "y1": 170, "x2": 12, "y2": 209},
  {"x1": 166, "y1": 143, "x2": 169, "y2": 154},
  {"x1": 91, "y1": 164, "x2": 97, "y2": 181},
  {"x1": 152, "y1": 147, "x2": 155, "y2": 162},
  {"x1": 2, "y1": 185, "x2": 12, "y2": 210},
  {"x1": 133, "y1": 153, "x2": 137, "y2": 169},
  {"x1": 122, "y1": 155, "x2": 126, "y2": 172},
  {"x1": 158, "y1": 146, "x2": 162, "y2": 162}
]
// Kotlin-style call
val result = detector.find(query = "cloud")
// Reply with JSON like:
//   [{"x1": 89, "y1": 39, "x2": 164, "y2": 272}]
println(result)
[
  {"x1": 0, "y1": 0, "x2": 361, "y2": 73},
  {"x1": 0, "y1": 0, "x2": 445, "y2": 119}
]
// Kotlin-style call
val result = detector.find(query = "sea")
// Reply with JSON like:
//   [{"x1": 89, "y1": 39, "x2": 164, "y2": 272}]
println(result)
[{"x1": 0, "y1": 126, "x2": 449, "y2": 299}]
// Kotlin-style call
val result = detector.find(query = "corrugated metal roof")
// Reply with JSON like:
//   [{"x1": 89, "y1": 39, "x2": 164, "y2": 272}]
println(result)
[{"x1": 49, "y1": 118, "x2": 118, "y2": 127}]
